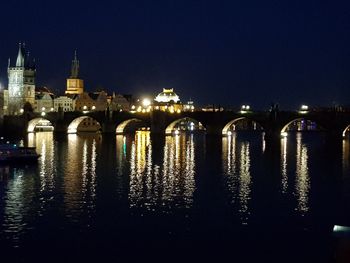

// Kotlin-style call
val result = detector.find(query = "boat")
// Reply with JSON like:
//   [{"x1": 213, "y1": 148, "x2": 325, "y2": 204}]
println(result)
[{"x1": 0, "y1": 143, "x2": 41, "y2": 163}]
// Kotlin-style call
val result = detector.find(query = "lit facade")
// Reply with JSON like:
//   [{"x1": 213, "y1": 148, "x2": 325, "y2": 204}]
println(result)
[
  {"x1": 7, "y1": 43, "x2": 36, "y2": 115},
  {"x1": 65, "y1": 51, "x2": 84, "y2": 95},
  {"x1": 73, "y1": 91, "x2": 108, "y2": 112},
  {"x1": 34, "y1": 93, "x2": 54, "y2": 113},
  {"x1": 74, "y1": 92, "x2": 95, "y2": 111},
  {"x1": 154, "y1": 88, "x2": 180, "y2": 103},
  {"x1": 183, "y1": 100, "x2": 195, "y2": 112},
  {"x1": 0, "y1": 89, "x2": 9, "y2": 117},
  {"x1": 110, "y1": 93, "x2": 131, "y2": 111},
  {"x1": 54, "y1": 96, "x2": 74, "y2": 112},
  {"x1": 90, "y1": 91, "x2": 108, "y2": 111},
  {"x1": 153, "y1": 88, "x2": 183, "y2": 113}
]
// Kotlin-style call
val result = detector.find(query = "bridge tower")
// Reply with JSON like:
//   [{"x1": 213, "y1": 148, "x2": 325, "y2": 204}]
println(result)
[
  {"x1": 7, "y1": 43, "x2": 36, "y2": 115},
  {"x1": 65, "y1": 51, "x2": 84, "y2": 95}
]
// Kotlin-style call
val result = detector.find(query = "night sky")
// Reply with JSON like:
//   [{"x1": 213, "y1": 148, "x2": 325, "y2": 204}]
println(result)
[{"x1": 1, "y1": 0, "x2": 350, "y2": 109}]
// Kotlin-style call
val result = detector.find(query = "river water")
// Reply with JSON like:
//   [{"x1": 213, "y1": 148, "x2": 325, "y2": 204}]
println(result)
[{"x1": 0, "y1": 131, "x2": 349, "y2": 262}]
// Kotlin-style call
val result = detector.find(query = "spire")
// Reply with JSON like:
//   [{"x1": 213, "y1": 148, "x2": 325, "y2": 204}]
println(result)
[
  {"x1": 25, "y1": 51, "x2": 30, "y2": 68},
  {"x1": 70, "y1": 50, "x2": 79, "y2": 78},
  {"x1": 16, "y1": 42, "x2": 25, "y2": 67}
]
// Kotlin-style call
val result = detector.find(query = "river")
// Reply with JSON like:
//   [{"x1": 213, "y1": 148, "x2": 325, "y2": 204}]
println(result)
[{"x1": 0, "y1": 131, "x2": 349, "y2": 262}]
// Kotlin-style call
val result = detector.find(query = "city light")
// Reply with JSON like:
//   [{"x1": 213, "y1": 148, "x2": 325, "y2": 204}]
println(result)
[
  {"x1": 281, "y1": 131, "x2": 288, "y2": 137},
  {"x1": 240, "y1": 105, "x2": 251, "y2": 114},
  {"x1": 299, "y1": 105, "x2": 309, "y2": 114},
  {"x1": 142, "y1": 98, "x2": 151, "y2": 107},
  {"x1": 82, "y1": 105, "x2": 89, "y2": 114},
  {"x1": 92, "y1": 106, "x2": 96, "y2": 110},
  {"x1": 20, "y1": 109, "x2": 24, "y2": 114}
]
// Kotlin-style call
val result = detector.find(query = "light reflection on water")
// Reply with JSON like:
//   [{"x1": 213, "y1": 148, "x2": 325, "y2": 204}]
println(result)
[
  {"x1": 2, "y1": 168, "x2": 30, "y2": 247},
  {"x1": 64, "y1": 134, "x2": 98, "y2": 222},
  {"x1": 294, "y1": 133, "x2": 310, "y2": 214},
  {"x1": 1, "y1": 131, "x2": 348, "y2": 255},
  {"x1": 129, "y1": 131, "x2": 195, "y2": 211},
  {"x1": 222, "y1": 132, "x2": 312, "y2": 221},
  {"x1": 281, "y1": 137, "x2": 288, "y2": 194},
  {"x1": 222, "y1": 133, "x2": 252, "y2": 224}
]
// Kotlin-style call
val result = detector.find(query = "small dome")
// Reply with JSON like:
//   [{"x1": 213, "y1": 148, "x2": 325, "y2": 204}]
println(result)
[{"x1": 155, "y1": 88, "x2": 180, "y2": 103}]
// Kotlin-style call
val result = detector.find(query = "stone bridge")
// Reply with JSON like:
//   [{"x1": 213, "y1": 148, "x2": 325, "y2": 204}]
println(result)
[{"x1": 2, "y1": 108, "x2": 350, "y2": 141}]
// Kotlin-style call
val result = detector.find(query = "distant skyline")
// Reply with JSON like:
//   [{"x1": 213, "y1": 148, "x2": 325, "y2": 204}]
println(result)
[{"x1": 1, "y1": 0, "x2": 350, "y2": 110}]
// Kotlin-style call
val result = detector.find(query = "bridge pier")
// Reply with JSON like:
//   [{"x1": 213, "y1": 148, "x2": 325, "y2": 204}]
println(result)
[
  {"x1": 101, "y1": 122, "x2": 116, "y2": 133},
  {"x1": 54, "y1": 122, "x2": 68, "y2": 133},
  {"x1": 205, "y1": 125, "x2": 224, "y2": 136},
  {"x1": 150, "y1": 111, "x2": 168, "y2": 135},
  {"x1": 264, "y1": 129, "x2": 282, "y2": 145}
]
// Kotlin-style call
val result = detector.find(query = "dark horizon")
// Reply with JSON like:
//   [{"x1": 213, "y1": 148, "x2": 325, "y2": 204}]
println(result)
[{"x1": 1, "y1": 1, "x2": 350, "y2": 110}]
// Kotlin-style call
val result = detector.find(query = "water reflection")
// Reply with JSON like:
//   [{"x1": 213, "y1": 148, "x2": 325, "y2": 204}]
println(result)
[
  {"x1": 128, "y1": 132, "x2": 196, "y2": 211},
  {"x1": 222, "y1": 133, "x2": 252, "y2": 224},
  {"x1": 294, "y1": 134, "x2": 310, "y2": 214},
  {"x1": 281, "y1": 137, "x2": 288, "y2": 194},
  {"x1": 2, "y1": 167, "x2": 36, "y2": 247},
  {"x1": 115, "y1": 135, "x2": 129, "y2": 197},
  {"x1": 64, "y1": 134, "x2": 98, "y2": 222}
]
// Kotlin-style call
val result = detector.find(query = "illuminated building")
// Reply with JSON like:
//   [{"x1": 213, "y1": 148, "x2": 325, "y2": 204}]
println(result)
[
  {"x1": 73, "y1": 92, "x2": 95, "y2": 111},
  {"x1": 0, "y1": 89, "x2": 9, "y2": 117},
  {"x1": 65, "y1": 51, "x2": 84, "y2": 95},
  {"x1": 7, "y1": 43, "x2": 36, "y2": 115},
  {"x1": 154, "y1": 88, "x2": 180, "y2": 103},
  {"x1": 34, "y1": 87, "x2": 54, "y2": 113},
  {"x1": 89, "y1": 91, "x2": 108, "y2": 111},
  {"x1": 54, "y1": 96, "x2": 74, "y2": 112},
  {"x1": 183, "y1": 99, "x2": 195, "y2": 112},
  {"x1": 153, "y1": 88, "x2": 183, "y2": 112},
  {"x1": 73, "y1": 91, "x2": 108, "y2": 112},
  {"x1": 34, "y1": 93, "x2": 54, "y2": 113},
  {"x1": 109, "y1": 93, "x2": 131, "y2": 111}
]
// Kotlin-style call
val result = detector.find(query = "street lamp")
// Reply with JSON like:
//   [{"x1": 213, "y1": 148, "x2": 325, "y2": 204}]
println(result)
[{"x1": 240, "y1": 105, "x2": 250, "y2": 114}]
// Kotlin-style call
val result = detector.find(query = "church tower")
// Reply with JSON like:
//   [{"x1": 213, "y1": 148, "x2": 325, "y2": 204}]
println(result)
[
  {"x1": 65, "y1": 51, "x2": 84, "y2": 95},
  {"x1": 7, "y1": 43, "x2": 36, "y2": 115}
]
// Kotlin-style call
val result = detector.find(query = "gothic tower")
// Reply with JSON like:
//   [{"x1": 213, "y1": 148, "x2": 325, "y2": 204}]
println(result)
[
  {"x1": 7, "y1": 43, "x2": 36, "y2": 115},
  {"x1": 65, "y1": 51, "x2": 84, "y2": 95}
]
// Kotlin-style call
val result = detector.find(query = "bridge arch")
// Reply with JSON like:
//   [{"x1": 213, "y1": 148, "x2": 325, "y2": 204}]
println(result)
[
  {"x1": 67, "y1": 116, "x2": 102, "y2": 134},
  {"x1": 115, "y1": 118, "x2": 149, "y2": 134},
  {"x1": 27, "y1": 118, "x2": 54, "y2": 133},
  {"x1": 165, "y1": 117, "x2": 205, "y2": 135},
  {"x1": 222, "y1": 117, "x2": 264, "y2": 135},
  {"x1": 342, "y1": 124, "x2": 350, "y2": 138},
  {"x1": 280, "y1": 118, "x2": 323, "y2": 136}
]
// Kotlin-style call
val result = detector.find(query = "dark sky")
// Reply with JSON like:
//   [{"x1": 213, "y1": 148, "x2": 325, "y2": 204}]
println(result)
[{"x1": 1, "y1": 0, "x2": 350, "y2": 109}]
